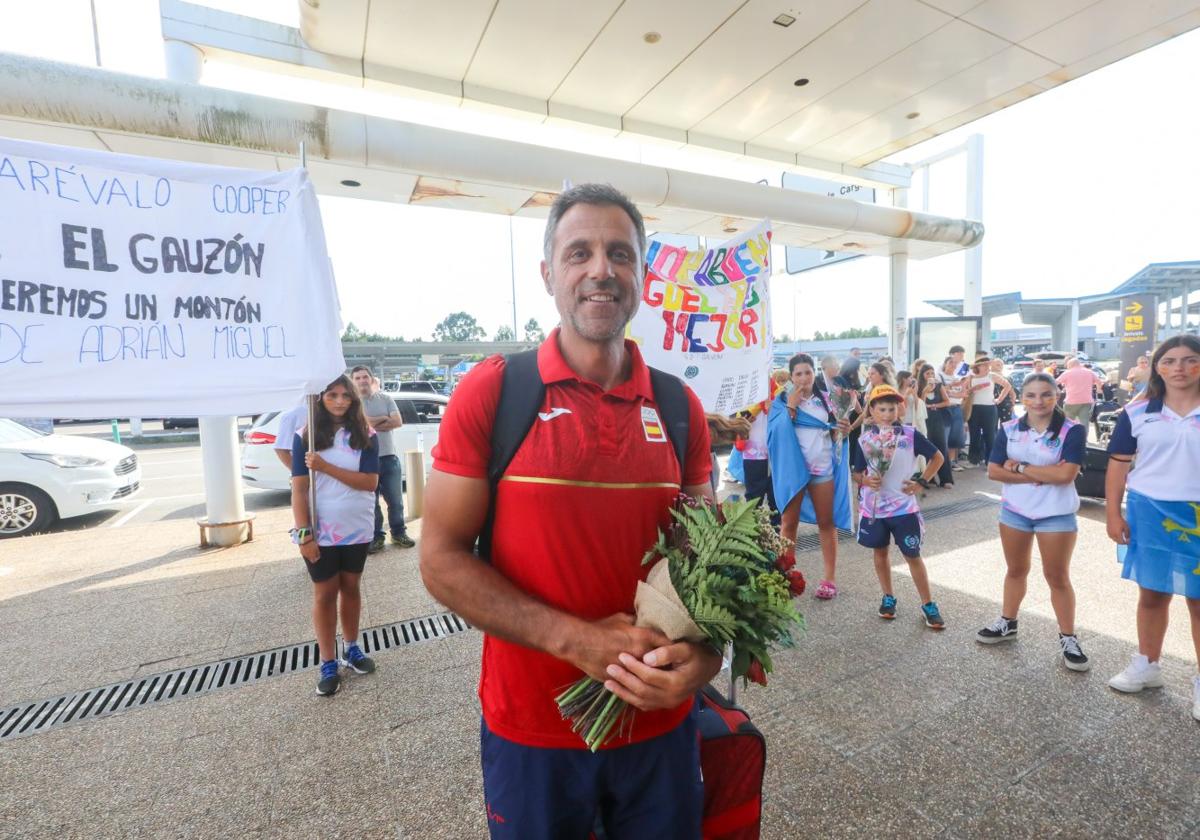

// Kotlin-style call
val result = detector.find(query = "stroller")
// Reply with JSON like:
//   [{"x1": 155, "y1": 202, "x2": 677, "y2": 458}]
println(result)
[{"x1": 1091, "y1": 383, "x2": 1124, "y2": 444}]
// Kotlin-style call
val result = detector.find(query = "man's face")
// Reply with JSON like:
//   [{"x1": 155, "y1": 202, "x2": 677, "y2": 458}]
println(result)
[
  {"x1": 952, "y1": 351, "x2": 964, "y2": 363},
  {"x1": 1033, "y1": 361, "x2": 1045, "y2": 372},
  {"x1": 542, "y1": 203, "x2": 641, "y2": 344},
  {"x1": 351, "y1": 370, "x2": 372, "y2": 396}
]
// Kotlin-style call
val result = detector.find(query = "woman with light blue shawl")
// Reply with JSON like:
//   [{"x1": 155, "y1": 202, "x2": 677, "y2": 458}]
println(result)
[{"x1": 768, "y1": 353, "x2": 853, "y2": 600}]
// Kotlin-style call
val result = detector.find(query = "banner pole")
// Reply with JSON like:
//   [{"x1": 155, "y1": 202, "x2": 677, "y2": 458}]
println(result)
[{"x1": 299, "y1": 140, "x2": 319, "y2": 555}]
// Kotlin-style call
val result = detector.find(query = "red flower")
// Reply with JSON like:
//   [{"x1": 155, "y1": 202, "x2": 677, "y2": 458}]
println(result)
[
  {"x1": 775, "y1": 550, "x2": 796, "y2": 572},
  {"x1": 786, "y1": 569, "x2": 806, "y2": 598},
  {"x1": 747, "y1": 659, "x2": 768, "y2": 686}
]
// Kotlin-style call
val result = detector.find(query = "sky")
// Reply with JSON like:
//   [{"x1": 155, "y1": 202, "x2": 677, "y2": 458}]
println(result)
[{"x1": 2, "y1": 0, "x2": 1198, "y2": 342}]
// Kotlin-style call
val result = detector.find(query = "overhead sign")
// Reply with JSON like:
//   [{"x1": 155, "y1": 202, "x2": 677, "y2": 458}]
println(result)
[
  {"x1": 0, "y1": 136, "x2": 345, "y2": 418},
  {"x1": 1118, "y1": 294, "x2": 1157, "y2": 376},
  {"x1": 782, "y1": 173, "x2": 876, "y2": 275},
  {"x1": 628, "y1": 221, "x2": 773, "y2": 415}
]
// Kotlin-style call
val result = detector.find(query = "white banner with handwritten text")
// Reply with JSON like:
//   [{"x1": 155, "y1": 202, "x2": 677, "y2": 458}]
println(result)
[{"x1": 0, "y1": 137, "x2": 345, "y2": 418}]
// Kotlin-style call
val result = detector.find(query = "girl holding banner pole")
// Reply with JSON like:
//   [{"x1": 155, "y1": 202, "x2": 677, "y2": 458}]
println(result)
[
  {"x1": 291, "y1": 374, "x2": 380, "y2": 697},
  {"x1": 1104, "y1": 336, "x2": 1200, "y2": 721},
  {"x1": 768, "y1": 354, "x2": 852, "y2": 600}
]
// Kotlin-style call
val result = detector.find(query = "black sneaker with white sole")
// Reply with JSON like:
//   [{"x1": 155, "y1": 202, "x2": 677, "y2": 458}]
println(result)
[
  {"x1": 340, "y1": 642, "x2": 376, "y2": 675},
  {"x1": 316, "y1": 660, "x2": 341, "y2": 696},
  {"x1": 1059, "y1": 634, "x2": 1091, "y2": 672},
  {"x1": 976, "y1": 616, "x2": 1018, "y2": 644}
]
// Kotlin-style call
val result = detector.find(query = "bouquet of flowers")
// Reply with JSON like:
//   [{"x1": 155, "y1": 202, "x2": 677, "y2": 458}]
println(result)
[
  {"x1": 861, "y1": 426, "x2": 898, "y2": 518},
  {"x1": 828, "y1": 385, "x2": 857, "y2": 446},
  {"x1": 555, "y1": 496, "x2": 804, "y2": 751}
]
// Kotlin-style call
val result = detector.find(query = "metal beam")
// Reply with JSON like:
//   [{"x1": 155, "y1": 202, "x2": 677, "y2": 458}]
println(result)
[{"x1": 0, "y1": 53, "x2": 981, "y2": 256}]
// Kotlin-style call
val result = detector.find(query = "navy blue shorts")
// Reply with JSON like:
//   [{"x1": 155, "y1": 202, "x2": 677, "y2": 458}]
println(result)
[
  {"x1": 857, "y1": 512, "x2": 924, "y2": 558},
  {"x1": 480, "y1": 709, "x2": 703, "y2": 840}
]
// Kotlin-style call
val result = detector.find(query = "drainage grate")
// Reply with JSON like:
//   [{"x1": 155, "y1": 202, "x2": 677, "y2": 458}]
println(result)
[
  {"x1": 0, "y1": 611, "x2": 471, "y2": 742},
  {"x1": 793, "y1": 496, "x2": 997, "y2": 552}
]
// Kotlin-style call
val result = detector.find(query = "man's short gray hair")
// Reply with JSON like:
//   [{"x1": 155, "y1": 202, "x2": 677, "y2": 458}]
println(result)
[{"x1": 542, "y1": 183, "x2": 647, "y2": 267}]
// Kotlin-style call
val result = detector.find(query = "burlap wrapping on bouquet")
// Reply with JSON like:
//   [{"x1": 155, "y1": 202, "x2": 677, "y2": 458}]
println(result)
[{"x1": 634, "y1": 558, "x2": 706, "y2": 643}]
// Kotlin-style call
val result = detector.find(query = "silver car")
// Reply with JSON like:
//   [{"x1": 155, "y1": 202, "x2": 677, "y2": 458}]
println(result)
[{"x1": 239, "y1": 394, "x2": 447, "y2": 491}]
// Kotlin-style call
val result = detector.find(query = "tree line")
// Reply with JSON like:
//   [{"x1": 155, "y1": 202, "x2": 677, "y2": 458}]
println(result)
[{"x1": 342, "y1": 313, "x2": 546, "y2": 343}]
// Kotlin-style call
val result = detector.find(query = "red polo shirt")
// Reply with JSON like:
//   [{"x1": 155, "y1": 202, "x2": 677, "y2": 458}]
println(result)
[{"x1": 432, "y1": 330, "x2": 711, "y2": 749}]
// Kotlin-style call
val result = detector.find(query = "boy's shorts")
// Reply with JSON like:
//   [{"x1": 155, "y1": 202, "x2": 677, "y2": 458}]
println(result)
[{"x1": 857, "y1": 512, "x2": 924, "y2": 558}]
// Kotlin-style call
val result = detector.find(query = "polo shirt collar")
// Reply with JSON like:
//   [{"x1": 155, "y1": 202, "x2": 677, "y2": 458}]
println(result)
[{"x1": 536, "y1": 327, "x2": 655, "y2": 401}]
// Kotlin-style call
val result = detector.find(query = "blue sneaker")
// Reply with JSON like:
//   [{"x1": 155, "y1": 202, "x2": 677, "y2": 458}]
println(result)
[
  {"x1": 921, "y1": 601, "x2": 946, "y2": 630},
  {"x1": 340, "y1": 642, "x2": 377, "y2": 675},
  {"x1": 878, "y1": 594, "x2": 897, "y2": 620},
  {"x1": 316, "y1": 659, "x2": 340, "y2": 696}
]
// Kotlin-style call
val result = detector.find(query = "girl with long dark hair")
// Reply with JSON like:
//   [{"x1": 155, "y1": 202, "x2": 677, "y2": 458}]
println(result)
[
  {"x1": 768, "y1": 354, "x2": 852, "y2": 600},
  {"x1": 918, "y1": 364, "x2": 954, "y2": 489},
  {"x1": 976, "y1": 373, "x2": 1090, "y2": 671},
  {"x1": 1104, "y1": 335, "x2": 1200, "y2": 720},
  {"x1": 291, "y1": 374, "x2": 381, "y2": 696}
]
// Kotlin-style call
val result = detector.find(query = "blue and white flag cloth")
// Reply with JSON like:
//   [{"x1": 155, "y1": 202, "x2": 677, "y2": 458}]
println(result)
[
  {"x1": 1118, "y1": 490, "x2": 1200, "y2": 598},
  {"x1": 726, "y1": 447, "x2": 746, "y2": 485},
  {"x1": 766, "y1": 391, "x2": 852, "y2": 530}
]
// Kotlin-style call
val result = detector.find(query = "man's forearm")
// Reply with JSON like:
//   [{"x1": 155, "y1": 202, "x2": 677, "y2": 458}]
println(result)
[
  {"x1": 421, "y1": 549, "x2": 584, "y2": 660},
  {"x1": 365, "y1": 414, "x2": 401, "y2": 431}
]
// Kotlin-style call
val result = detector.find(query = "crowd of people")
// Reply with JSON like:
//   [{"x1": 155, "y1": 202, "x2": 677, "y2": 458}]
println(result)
[
  {"x1": 271, "y1": 182, "x2": 1198, "y2": 837},
  {"x1": 736, "y1": 335, "x2": 1200, "y2": 710}
]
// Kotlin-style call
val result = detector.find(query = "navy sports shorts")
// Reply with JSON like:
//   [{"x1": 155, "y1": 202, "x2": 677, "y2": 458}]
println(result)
[
  {"x1": 857, "y1": 512, "x2": 924, "y2": 558},
  {"x1": 304, "y1": 542, "x2": 368, "y2": 583},
  {"x1": 480, "y1": 709, "x2": 703, "y2": 840}
]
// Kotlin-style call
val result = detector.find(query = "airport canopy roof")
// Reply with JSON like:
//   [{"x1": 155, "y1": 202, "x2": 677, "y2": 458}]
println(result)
[
  {"x1": 1109, "y1": 261, "x2": 1200, "y2": 299},
  {"x1": 2, "y1": 1, "x2": 1198, "y2": 257},
  {"x1": 285, "y1": 0, "x2": 1200, "y2": 172},
  {"x1": 926, "y1": 261, "x2": 1200, "y2": 324}
]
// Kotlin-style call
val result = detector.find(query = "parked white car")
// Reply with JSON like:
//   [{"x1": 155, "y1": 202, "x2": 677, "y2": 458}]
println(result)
[
  {"x1": 0, "y1": 419, "x2": 142, "y2": 538},
  {"x1": 240, "y1": 393, "x2": 447, "y2": 491}
]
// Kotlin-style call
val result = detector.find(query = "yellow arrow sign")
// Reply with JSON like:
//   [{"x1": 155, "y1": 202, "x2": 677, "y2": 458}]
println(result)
[{"x1": 1126, "y1": 301, "x2": 1144, "y2": 314}]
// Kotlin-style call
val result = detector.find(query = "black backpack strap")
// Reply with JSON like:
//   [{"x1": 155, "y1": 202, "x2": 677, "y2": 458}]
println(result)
[
  {"x1": 479, "y1": 350, "x2": 544, "y2": 560},
  {"x1": 647, "y1": 366, "x2": 689, "y2": 482}
]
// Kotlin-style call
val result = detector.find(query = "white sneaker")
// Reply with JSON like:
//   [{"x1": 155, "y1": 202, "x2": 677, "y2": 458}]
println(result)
[
  {"x1": 1107, "y1": 654, "x2": 1164, "y2": 693},
  {"x1": 1192, "y1": 676, "x2": 1200, "y2": 722}
]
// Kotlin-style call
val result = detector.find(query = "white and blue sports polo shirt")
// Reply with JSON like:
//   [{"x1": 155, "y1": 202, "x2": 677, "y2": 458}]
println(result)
[
  {"x1": 990, "y1": 416, "x2": 1086, "y2": 518},
  {"x1": 1108, "y1": 398, "x2": 1200, "y2": 502}
]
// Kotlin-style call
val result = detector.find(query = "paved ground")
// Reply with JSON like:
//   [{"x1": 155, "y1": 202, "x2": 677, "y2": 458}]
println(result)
[{"x1": 1, "y1": 467, "x2": 1198, "y2": 839}]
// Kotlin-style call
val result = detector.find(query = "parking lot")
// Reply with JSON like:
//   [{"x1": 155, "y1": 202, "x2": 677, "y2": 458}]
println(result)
[{"x1": 35, "y1": 436, "x2": 289, "y2": 534}]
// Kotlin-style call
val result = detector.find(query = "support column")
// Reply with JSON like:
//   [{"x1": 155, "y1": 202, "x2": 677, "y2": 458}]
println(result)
[
  {"x1": 198, "y1": 417, "x2": 249, "y2": 546},
  {"x1": 1051, "y1": 301, "x2": 1079, "y2": 351},
  {"x1": 889, "y1": 187, "x2": 909, "y2": 366},
  {"x1": 963, "y1": 134, "x2": 984, "y2": 318},
  {"x1": 163, "y1": 39, "x2": 204, "y2": 84},
  {"x1": 164, "y1": 38, "x2": 247, "y2": 546}
]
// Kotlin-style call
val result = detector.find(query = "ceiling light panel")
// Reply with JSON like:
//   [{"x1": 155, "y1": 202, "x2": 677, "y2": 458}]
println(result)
[
  {"x1": 624, "y1": 0, "x2": 864, "y2": 131},
  {"x1": 552, "y1": 0, "x2": 743, "y2": 115},
  {"x1": 691, "y1": 0, "x2": 948, "y2": 143}
]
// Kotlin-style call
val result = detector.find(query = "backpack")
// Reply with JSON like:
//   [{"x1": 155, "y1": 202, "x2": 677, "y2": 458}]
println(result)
[{"x1": 478, "y1": 349, "x2": 690, "y2": 559}]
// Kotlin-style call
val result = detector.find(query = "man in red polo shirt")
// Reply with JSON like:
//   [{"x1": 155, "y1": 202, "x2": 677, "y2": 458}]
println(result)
[{"x1": 420, "y1": 184, "x2": 718, "y2": 838}]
